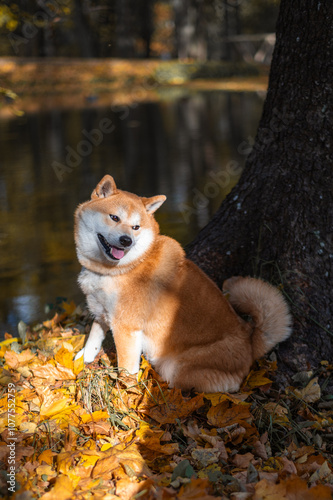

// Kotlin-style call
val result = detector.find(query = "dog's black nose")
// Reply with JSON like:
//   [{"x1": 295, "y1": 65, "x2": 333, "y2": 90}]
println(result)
[{"x1": 119, "y1": 235, "x2": 132, "y2": 247}]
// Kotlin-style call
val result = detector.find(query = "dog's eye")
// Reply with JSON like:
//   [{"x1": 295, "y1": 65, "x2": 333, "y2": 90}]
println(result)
[
  {"x1": 110, "y1": 215, "x2": 120, "y2": 222},
  {"x1": 132, "y1": 225, "x2": 140, "y2": 231}
]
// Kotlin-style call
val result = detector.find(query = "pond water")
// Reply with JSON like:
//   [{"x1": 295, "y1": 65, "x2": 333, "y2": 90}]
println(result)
[{"x1": 0, "y1": 90, "x2": 264, "y2": 336}]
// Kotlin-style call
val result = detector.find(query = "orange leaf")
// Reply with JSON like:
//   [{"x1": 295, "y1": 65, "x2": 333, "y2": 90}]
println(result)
[
  {"x1": 91, "y1": 454, "x2": 120, "y2": 479},
  {"x1": 38, "y1": 449, "x2": 55, "y2": 466},
  {"x1": 92, "y1": 444, "x2": 150, "y2": 479},
  {"x1": 253, "y1": 478, "x2": 287, "y2": 499},
  {"x1": 136, "y1": 422, "x2": 179, "y2": 459},
  {"x1": 116, "y1": 478, "x2": 154, "y2": 500},
  {"x1": 204, "y1": 392, "x2": 250, "y2": 406},
  {"x1": 207, "y1": 401, "x2": 252, "y2": 427},
  {"x1": 148, "y1": 390, "x2": 204, "y2": 424},
  {"x1": 4, "y1": 349, "x2": 35, "y2": 369},
  {"x1": 60, "y1": 300, "x2": 77, "y2": 316},
  {"x1": 43, "y1": 313, "x2": 64, "y2": 329},
  {"x1": 40, "y1": 474, "x2": 74, "y2": 500},
  {"x1": 82, "y1": 420, "x2": 112, "y2": 435},
  {"x1": 254, "y1": 475, "x2": 332, "y2": 500},
  {"x1": 178, "y1": 478, "x2": 217, "y2": 499},
  {"x1": 32, "y1": 362, "x2": 75, "y2": 381}
]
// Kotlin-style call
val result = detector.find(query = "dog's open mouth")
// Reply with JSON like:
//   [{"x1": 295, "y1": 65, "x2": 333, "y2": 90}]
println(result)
[{"x1": 97, "y1": 233, "x2": 125, "y2": 260}]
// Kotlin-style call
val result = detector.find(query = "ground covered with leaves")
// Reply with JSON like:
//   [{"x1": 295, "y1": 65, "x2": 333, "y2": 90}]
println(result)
[{"x1": 0, "y1": 302, "x2": 332, "y2": 499}]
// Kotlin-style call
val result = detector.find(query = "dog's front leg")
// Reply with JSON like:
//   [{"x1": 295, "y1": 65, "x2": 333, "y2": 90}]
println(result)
[
  {"x1": 113, "y1": 327, "x2": 143, "y2": 376},
  {"x1": 75, "y1": 320, "x2": 106, "y2": 363}
]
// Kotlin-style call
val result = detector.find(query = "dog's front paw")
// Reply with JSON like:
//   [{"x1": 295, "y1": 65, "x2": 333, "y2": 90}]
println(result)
[{"x1": 74, "y1": 347, "x2": 98, "y2": 364}]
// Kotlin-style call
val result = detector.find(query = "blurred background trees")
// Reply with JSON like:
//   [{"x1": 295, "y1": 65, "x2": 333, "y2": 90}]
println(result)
[{"x1": 0, "y1": 0, "x2": 279, "y2": 60}]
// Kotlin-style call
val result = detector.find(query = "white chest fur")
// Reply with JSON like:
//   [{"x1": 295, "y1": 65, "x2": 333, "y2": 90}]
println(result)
[{"x1": 78, "y1": 267, "x2": 118, "y2": 326}]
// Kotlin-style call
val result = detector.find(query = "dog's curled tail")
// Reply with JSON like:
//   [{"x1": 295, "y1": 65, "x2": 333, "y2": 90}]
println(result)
[{"x1": 223, "y1": 276, "x2": 292, "y2": 360}]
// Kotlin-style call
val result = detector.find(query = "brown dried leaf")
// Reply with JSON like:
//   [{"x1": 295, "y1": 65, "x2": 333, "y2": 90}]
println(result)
[
  {"x1": 148, "y1": 390, "x2": 205, "y2": 424},
  {"x1": 309, "y1": 461, "x2": 332, "y2": 484},
  {"x1": 294, "y1": 377, "x2": 321, "y2": 403},
  {"x1": 232, "y1": 452, "x2": 254, "y2": 469},
  {"x1": 207, "y1": 402, "x2": 252, "y2": 428},
  {"x1": 191, "y1": 448, "x2": 220, "y2": 467}
]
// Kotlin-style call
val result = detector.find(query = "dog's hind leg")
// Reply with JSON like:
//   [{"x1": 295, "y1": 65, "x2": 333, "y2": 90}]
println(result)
[
  {"x1": 75, "y1": 321, "x2": 106, "y2": 363},
  {"x1": 172, "y1": 365, "x2": 244, "y2": 393}
]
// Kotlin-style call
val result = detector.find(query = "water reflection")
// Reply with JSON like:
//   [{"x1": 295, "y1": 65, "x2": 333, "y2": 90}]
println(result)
[{"x1": 0, "y1": 91, "x2": 264, "y2": 335}]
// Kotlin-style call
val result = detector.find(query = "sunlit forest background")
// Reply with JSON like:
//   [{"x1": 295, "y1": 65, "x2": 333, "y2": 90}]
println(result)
[
  {"x1": 0, "y1": 0, "x2": 278, "y2": 59},
  {"x1": 0, "y1": 0, "x2": 278, "y2": 336}
]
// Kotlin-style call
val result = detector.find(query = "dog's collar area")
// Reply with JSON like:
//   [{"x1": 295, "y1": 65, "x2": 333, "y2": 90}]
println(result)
[{"x1": 97, "y1": 233, "x2": 125, "y2": 260}]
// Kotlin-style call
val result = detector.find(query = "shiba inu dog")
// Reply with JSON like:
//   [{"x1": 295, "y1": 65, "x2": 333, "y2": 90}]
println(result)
[{"x1": 74, "y1": 175, "x2": 291, "y2": 393}]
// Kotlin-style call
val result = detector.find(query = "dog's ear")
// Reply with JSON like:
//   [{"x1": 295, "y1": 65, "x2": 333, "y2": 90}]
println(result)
[
  {"x1": 142, "y1": 195, "x2": 166, "y2": 214},
  {"x1": 91, "y1": 175, "x2": 117, "y2": 199}
]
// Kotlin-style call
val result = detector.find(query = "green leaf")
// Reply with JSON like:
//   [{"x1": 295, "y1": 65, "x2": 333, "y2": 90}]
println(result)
[{"x1": 171, "y1": 459, "x2": 196, "y2": 481}]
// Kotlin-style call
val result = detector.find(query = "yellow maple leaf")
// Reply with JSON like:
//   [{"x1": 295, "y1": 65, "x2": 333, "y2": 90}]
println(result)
[
  {"x1": 204, "y1": 392, "x2": 250, "y2": 406},
  {"x1": 73, "y1": 354, "x2": 84, "y2": 375},
  {"x1": 243, "y1": 368, "x2": 272, "y2": 389},
  {"x1": 81, "y1": 410, "x2": 110, "y2": 423},
  {"x1": 101, "y1": 443, "x2": 113, "y2": 452},
  {"x1": 68, "y1": 334, "x2": 86, "y2": 352},
  {"x1": 80, "y1": 453, "x2": 101, "y2": 467},
  {"x1": 54, "y1": 347, "x2": 74, "y2": 371},
  {"x1": 40, "y1": 396, "x2": 80, "y2": 419}
]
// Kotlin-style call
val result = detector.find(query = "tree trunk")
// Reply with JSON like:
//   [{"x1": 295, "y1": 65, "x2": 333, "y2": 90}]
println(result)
[
  {"x1": 140, "y1": 0, "x2": 153, "y2": 58},
  {"x1": 115, "y1": 0, "x2": 135, "y2": 58},
  {"x1": 187, "y1": 0, "x2": 333, "y2": 382},
  {"x1": 74, "y1": 0, "x2": 93, "y2": 57}
]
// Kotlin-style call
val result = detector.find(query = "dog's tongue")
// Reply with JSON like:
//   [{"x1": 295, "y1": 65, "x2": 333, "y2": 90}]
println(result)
[{"x1": 111, "y1": 246, "x2": 125, "y2": 260}]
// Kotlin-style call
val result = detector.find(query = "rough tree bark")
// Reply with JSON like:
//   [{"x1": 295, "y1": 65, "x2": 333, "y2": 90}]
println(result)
[{"x1": 187, "y1": 0, "x2": 333, "y2": 382}]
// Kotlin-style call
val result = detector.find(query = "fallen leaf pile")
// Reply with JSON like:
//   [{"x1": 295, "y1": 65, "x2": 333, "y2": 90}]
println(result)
[{"x1": 0, "y1": 302, "x2": 332, "y2": 499}]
